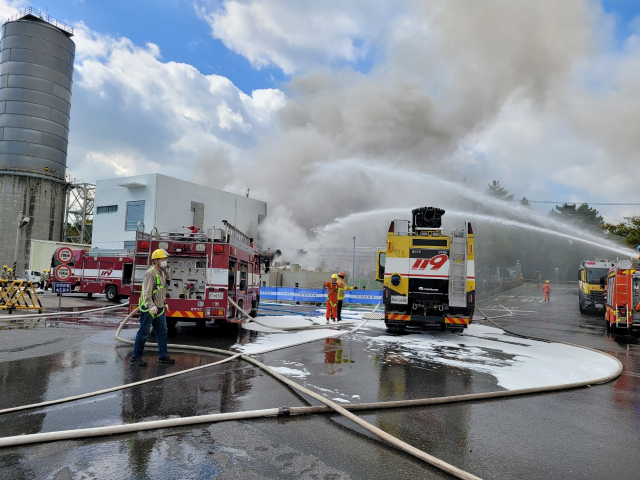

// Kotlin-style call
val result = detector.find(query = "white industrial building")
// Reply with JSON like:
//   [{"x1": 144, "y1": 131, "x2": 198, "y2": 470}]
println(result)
[{"x1": 92, "y1": 174, "x2": 267, "y2": 249}]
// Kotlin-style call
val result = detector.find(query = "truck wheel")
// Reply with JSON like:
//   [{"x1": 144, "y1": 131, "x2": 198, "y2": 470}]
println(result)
[
  {"x1": 105, "y1": 286, "x2": 118, "y2": 302},
  {"x1": 250, "y1": 300, "x2": 257, "y2": 318},
  {"x1": 579, "y1": 302, "x2": 585, "y2": 314},
  {"x1": 87, "y1": 293, "x2": 93, "y2": 299}
]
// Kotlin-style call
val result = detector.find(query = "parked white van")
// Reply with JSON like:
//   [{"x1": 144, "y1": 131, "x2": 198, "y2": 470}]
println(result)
[{"x1": 21, "y1": 269, "x2": 42, "y2": 285}]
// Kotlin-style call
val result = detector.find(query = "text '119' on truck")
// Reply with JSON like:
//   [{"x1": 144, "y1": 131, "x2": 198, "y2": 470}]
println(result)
[
  {"x1": 129, "y1": 221, "x2": 262, "y2": 331},
  {"x1": 375, "y1": 207, "x2": 475, "y2": 334}
]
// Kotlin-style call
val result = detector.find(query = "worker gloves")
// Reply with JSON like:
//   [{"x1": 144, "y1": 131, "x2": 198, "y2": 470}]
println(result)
[{"x1": 150, "y1": 306, "x2": 159, "y2": 315}]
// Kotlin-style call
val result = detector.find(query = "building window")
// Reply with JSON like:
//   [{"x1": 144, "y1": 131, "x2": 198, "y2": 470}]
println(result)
[
  {"x1": 124, "y1": 241, "x2": 135, "y2": 251},
  {"x1": 125, "y1": 200, "x2": 145, "y2": 231},
  {"x1": 97, "y1": 205, "x2": 118, "y2": 214}
]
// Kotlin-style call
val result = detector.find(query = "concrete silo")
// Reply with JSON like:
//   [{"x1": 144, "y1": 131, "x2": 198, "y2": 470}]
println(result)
[{"x1": 0, "y1": 8, "x2": 75, "y2": 274}]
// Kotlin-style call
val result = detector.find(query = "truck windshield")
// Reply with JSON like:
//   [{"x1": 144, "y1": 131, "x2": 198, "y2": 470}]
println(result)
[{"x1": 587, "y1": 268, "x2": 609, "y2": 284}]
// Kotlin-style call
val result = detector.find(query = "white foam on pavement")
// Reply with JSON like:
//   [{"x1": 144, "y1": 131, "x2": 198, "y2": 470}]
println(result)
[{"x1": 363, "y1": 323, "x2": 620, "y2": 390}]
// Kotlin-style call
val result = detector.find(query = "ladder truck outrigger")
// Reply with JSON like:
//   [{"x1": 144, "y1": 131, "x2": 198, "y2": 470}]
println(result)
[
  {"x1": 375, "y1": 207, "x2": 475, "y2": 334},
  {"x1": 604, "y1": 259, "x2": 640, "y2": 332},
  {"x1": 129, "y1": 221, "x2": 261, "y2": 330}
]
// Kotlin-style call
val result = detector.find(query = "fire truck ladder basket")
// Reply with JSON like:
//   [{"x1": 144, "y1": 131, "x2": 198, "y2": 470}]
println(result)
[
  {"x1": 448, "y1": 232, "x2": 468, "y2": 308},
  {"x1": 0, "y1": 280, "x2": 43, "y2": 313}
]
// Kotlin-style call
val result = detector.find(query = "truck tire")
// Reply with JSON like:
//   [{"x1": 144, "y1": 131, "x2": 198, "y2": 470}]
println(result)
[
  {"x1": 250, "y1": 299, "x2": 257, "y2": 318},
  {"x1": 87, "y1": 293, "x2": 93, "y2": 299},
  {"x1": 105, "y1": 285, "x2": 118, "y2": 302},
  {"x1": 579, "y1": 302, "x2": 585, "y2": 314}
]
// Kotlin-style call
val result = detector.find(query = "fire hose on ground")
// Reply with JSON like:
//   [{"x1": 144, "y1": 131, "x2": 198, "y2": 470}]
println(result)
[{"x1": 0, "y1": 297, "x2": 623, "y2": 480}]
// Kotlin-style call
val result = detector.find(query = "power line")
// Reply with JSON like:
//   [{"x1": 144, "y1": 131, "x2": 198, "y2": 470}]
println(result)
[{"x1": 528, "y1": 201, "x2": 640, "y2": 206}]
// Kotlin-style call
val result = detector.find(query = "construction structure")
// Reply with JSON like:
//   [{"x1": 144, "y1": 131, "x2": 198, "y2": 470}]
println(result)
[
  {"x1": 64, "y1": 181, "x2": 94, "y2": 244},
  {"x1": 0, "y1": 8, "x2": 75, "y2": 274}
]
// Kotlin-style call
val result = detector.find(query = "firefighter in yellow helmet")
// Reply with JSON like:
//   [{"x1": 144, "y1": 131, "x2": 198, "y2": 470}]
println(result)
[
  {"x1": 43, "y1": 269, "x2": 50, "y2": 290},
  {"x1": 130, "y1": 249, "x2": 174, "y2": 367},
  {"x1": 1, "y1": 265, "x2": 8, "y2": 280},
  {"x1": 336, "y1": 271, "x2": 353, "y2": 321},
  {"x1": 542, "y1": 280, "x2": 551, "y2": 302}
]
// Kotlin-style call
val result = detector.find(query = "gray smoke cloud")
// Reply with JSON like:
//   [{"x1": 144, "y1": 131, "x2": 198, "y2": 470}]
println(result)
[{"x1": 192, "y1": 0, "x2": 635, "y2": 262}]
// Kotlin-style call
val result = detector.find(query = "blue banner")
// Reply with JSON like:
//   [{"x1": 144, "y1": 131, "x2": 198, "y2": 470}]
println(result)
[{"x1": 260, "y1": 287, "x2": 382, "y2": 305}]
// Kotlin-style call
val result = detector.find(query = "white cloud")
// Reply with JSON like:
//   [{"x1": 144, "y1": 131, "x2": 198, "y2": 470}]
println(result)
[
  {"x1": 67, "y1": 22, "x2": 286, "y2": 185},
  {"x1": 0, "y1": 0, "x2": 25, "y2": 21},
  {"x1": 197, "y1": 0, "x2": 403, "y2": 74}
]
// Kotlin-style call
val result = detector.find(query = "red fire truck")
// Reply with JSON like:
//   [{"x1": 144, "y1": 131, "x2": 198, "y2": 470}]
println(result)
[
  {"x1": 51, "y1": 248, "x2": 133, "y2": 301},
  {"x1": 604, "y1": 260, "x2": 640, "y2": 332},
  {"x1": 129, "y1": 221, "x2": 261, "y2": 328}
]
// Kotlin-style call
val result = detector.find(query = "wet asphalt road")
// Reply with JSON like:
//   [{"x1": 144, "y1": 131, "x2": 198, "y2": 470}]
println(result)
[{"x1": 1, "y1": 285, "x2": 639, "y2": 480}]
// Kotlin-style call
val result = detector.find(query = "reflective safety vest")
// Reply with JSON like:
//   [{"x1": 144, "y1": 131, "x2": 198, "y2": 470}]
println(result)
[
  {"x1": 337, "y1": 283, "x2": 353, "y2": 301},
  {"x1": 140, "y1": 268, "x2": 165, "y2": 316},
  {"x1": 325, "y1": 281, "x2": 339, "y2": 304}
]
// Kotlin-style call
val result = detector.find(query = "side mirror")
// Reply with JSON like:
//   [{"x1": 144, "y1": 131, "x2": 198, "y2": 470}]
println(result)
[{"x1": 376, "y1": 252, "x2": 386, "y2": 282}]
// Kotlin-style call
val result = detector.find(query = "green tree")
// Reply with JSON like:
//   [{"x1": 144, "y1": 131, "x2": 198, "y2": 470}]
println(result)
[
  {"x1": 600, "y1": 216, "x2": 640, "y2": 249},
  {"x1": 520, "y1": 197, "x2": 531, "y2": 207},
  {"x1": 487, "y1": 180, "x2": 514, "y2": 201},
  {"x1": 549, "y1": 203, "x2": 604, "y2": 231}
]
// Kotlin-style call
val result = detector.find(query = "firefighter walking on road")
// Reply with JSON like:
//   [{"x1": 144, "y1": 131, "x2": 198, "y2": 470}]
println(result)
[
  {"x1": 324, "y1": 274, "x2": 340, "y2": 324},
  {"x1": 130, "y1": 249, "x2": 175, "y2": 367},
  {"x1": 542, "y1": 280, "x2": 552, "y2": 302},
  {"x1": 336, "y1": 272, "x2": 353, "y2": 321}
]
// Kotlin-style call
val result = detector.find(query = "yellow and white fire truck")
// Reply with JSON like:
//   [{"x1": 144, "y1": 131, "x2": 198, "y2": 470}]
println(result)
[
  {"x1": 376, "y1": 207, "x2": 475, "y2": 333},
  {"x1": 578, "y1": 259, "x2": 614, "y2": 314}
]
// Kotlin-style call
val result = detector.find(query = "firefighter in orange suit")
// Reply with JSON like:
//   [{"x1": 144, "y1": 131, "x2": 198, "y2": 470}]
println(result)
[
  {"x1": 324, "y1": 274, "x2": 339, "y2": 324},
  {"x1": 542, "y1": 280, "x2": 551, "y2": 302}
]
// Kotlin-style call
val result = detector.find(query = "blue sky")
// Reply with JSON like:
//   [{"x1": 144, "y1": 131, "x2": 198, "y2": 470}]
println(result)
[{"x1": 43, "y1": 0, "x2": 288, "y2": 93}]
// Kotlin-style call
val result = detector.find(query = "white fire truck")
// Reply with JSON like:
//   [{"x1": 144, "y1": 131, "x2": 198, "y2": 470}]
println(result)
[{"x1": 129, "y1": 222, "x2": 261, "y2": 329}]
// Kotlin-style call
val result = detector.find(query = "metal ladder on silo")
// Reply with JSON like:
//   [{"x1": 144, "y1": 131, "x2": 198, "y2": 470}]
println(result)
[{"x1": 448, "y1": 231, "x2": 468, "y2": 307}]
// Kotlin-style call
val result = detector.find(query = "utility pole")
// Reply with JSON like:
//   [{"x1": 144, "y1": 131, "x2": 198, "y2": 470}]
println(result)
[{"x1": 352, "y1": 237, "x2": 356, "y2": 287}]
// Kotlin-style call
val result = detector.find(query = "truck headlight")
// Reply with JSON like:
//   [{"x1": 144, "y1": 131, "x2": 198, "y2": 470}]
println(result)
[{"x1": 391, "y1": 274, "x2": 401, "y2": 286}]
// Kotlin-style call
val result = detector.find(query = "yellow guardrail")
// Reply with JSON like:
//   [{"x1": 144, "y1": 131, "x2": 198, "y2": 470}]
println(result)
[{"x1": 0, "y1": 280, "x2": 43, "y2": 314}]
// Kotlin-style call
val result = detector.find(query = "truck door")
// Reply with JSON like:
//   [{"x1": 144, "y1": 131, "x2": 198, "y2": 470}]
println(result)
[{"x1": 228, "y1": 261, "x2": 236, "y2": 299}]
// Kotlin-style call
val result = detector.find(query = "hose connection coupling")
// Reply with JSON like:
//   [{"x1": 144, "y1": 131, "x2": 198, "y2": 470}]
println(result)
[{"x1": 277, "y1": 406, "x2": 291, "y2": 417}]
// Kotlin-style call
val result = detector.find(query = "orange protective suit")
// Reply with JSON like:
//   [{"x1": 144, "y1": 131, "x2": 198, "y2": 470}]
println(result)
[
  {"x1": 542, "y1": 283, "x2": 551, "y2": 302},
  {"x1": 325, "y1": 281, "x2": 339, "y2": 320}
]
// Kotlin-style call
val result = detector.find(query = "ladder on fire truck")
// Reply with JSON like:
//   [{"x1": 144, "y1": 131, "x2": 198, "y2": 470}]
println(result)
[{"x1": 448, "y1": 227, "x2": 468, "y2": 308}]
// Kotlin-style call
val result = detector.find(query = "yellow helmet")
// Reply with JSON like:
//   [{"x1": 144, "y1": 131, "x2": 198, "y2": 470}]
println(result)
[
  {"x1": 8, "y1": 268, "x2": 12, "y2": 272},
  {"x1": 151, "y1": 249, "x2": 169, "y2": 260},
  {"x1": 3, "y1": 265, "x2": 6, "y2": 268},
  {"x1": 546, "y1": 280, "x2": 549, "y2": 283},
  {"x1": 44, "y1": 269, "x2": 49, "y2": 272},
  {"x1": 331, "y1": 274, "x2": 338, "y2": 279}
]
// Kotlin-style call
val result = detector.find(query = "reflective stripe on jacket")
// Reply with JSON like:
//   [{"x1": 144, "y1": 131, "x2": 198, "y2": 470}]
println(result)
[{"x1": 140, "y1": 267, "x2": 166, "y2": 315}]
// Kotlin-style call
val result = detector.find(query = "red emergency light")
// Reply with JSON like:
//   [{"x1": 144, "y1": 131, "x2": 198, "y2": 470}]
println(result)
[
  {"x1": 213, "y1": 245, "x2": 224, "y2": 253},
  {"x1": 138, "y1": 241, "x2": 150, "y2": 251},
  {"x1": 586, "y1": 261, "x2": 596, "y2": 265}
]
